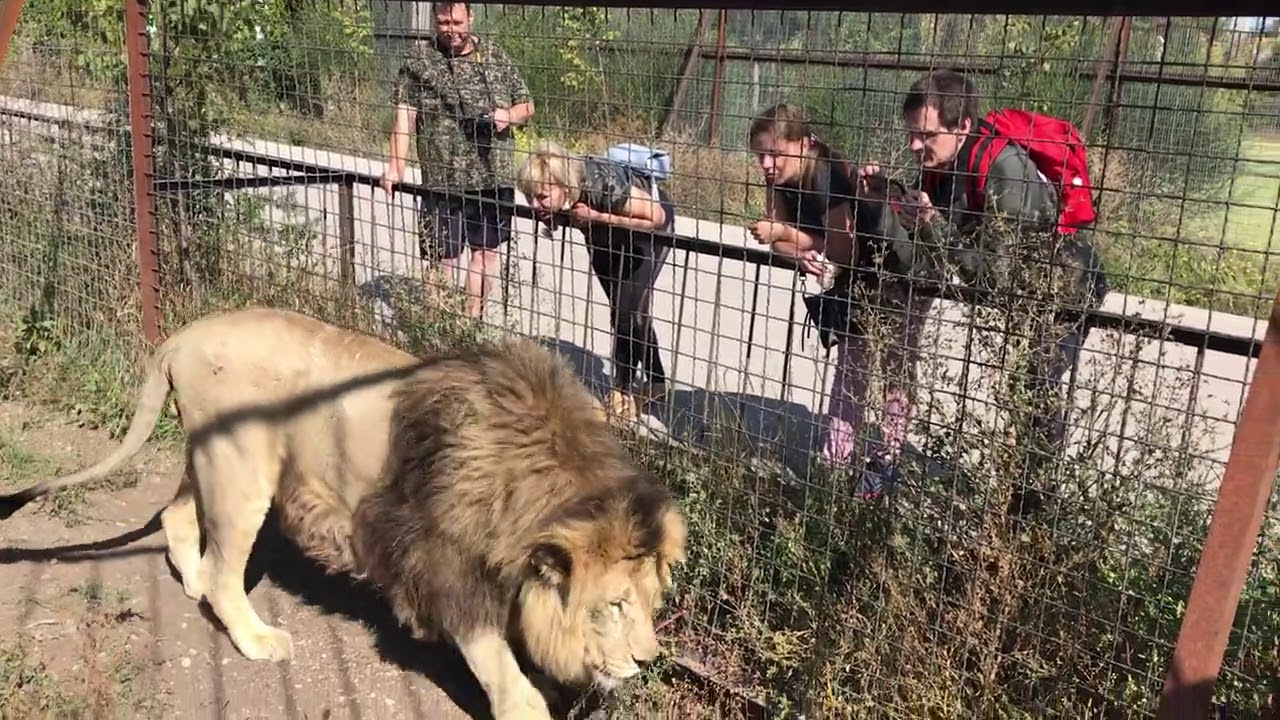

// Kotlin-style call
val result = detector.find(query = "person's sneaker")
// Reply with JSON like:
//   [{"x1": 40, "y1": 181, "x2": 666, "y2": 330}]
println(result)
[{"x1": 856, "y1": 455, "x2": 901, "y2": 499}]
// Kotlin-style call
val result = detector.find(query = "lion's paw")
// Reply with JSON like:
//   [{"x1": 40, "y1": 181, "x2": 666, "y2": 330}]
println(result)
[
  {"x1": 178, "y1": 574, "x2": 205, "y2": 602},
  {"x1": 232, "y1": 625, "x2": 295, "y2": 663},
  {"x1": 493, "y1": 688, "x2": 554, "y2": 720}
]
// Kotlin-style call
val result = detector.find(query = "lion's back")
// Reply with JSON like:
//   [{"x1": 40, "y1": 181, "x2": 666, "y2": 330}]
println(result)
[
  {"x1": 165, "y1": 306, "x2": 421, "y2": 503},
  {"x1": 165, "y1": 306, "x2": 417, "y2": 418},
  {"x1": 393, "y1": 337, "x2": 632, "y2": 521}
]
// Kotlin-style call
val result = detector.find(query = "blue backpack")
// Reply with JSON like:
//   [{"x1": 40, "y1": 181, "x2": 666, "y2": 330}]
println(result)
[{"x1": 603, "y1": 143, "x2": 672, "y2": 199}]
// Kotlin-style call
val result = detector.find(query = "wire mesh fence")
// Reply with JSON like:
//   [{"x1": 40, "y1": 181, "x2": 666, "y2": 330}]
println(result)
[{"x1": 0, "y1": 2, "x2": 1278, "y2": 718}]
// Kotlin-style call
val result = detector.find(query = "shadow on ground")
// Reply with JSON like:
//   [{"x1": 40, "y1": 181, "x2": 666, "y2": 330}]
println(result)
[
  {"x1": 536, "y1": 335, "x2": 828, "y2": 479},
  {"x1": 243, "y1": 512, "x2": 499, "y2": 719},
  {"x1": 361, "y1": 270, "x2": 945, "y2": 483}
]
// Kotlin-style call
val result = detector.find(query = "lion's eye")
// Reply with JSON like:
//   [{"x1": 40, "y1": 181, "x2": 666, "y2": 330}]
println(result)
[{"x1": 610, "y1": 600, "x2": 626, "y2": 615}]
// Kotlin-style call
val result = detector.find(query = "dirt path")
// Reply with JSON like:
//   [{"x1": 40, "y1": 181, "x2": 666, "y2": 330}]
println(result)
[{"x1": 0, "y1": 399, "x2": 490, "y2": 720}]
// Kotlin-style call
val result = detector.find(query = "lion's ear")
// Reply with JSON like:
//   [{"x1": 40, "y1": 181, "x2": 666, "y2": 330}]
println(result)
[{"x1": 530, "y1": 542, "x2": 573, "y2": 587}]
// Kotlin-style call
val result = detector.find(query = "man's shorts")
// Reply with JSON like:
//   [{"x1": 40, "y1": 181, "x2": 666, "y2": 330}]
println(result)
[{"x1": 417, "y1": 186, "x2": 515, "y2": 262}]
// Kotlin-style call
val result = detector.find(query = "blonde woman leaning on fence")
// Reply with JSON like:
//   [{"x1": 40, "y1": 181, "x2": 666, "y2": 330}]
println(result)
[
  {"x1": 746, "y1": 103, "x2": 938, "y2": 497},
  {"x1": 517, "y1": 139, "x2": 677, "y2": 424}
]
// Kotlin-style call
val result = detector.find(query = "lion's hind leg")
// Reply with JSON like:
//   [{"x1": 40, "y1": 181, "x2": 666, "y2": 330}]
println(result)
[
  {"x1": 159, "y1": 460, "x2": 204, "y2": 601},
  {"x1": 193, "y1": 431, "x2": 294, "y2": 663},
  {"x1": 454, "y1": 628, "x2": 553, "y2": 720}
]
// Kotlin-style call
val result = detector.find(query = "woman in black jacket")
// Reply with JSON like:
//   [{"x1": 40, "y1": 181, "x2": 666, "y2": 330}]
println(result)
[{"x1": 517, "y1": 139, "x2": 676, "y2": 424}]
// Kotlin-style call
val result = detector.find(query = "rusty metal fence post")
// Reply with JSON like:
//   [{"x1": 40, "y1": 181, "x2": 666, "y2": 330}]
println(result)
[
  {"x1": 124, "y1": 0, "x2": 161, "y2": 344},
  {"x1": 0, "y1": 0, "x2": 28, "y2": 67},
  {"x1": 707, "y1": 8, "x2": 727, "y2": 147},
  {"x1": 337, "y1": 176, "x2": 356, "y2": 287},
  {"x1": 1156, "y1": 285, "x2": 1280, "y2": 718},
  {"x1": 1082, "y1": 17, "x2": 1125, "y2": 141}
]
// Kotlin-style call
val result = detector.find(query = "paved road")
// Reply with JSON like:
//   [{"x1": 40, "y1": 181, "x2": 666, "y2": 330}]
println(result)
[{"x1": 1, "y1": 96, "x2": 1268, "y2": 491}]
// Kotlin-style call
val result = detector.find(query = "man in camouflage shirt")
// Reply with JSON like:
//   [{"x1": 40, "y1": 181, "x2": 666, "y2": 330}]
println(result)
[
  {"x1": 863, "y1": 69, "x2": 1110, "y2": 517},
  {"x1": 380, "y1": 1, "x2": 534, "y2": 321}
]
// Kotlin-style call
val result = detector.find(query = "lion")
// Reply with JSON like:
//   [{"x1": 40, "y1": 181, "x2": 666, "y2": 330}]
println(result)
[{"x1": 0, "y1": 307, "x2": 688, "y2": 720}]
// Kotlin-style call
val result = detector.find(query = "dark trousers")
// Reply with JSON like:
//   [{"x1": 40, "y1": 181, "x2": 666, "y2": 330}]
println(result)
[
  {"x1": 1023, "y1": 320, "x2": 1088, "y2": 452},
  {"x1": 417, "y1": 186, "x2": 515, "y2": 262},
  {"x1": 1005, "y1": 317, "x2": 1089, "y2": 518},
  {"x1": 588, "y1": 239, "x2": 670, "y2": 391}
]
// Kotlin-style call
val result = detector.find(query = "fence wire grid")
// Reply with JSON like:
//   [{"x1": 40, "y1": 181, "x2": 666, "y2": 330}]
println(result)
[{"x1": 0, "y1": 3, "x2": 1278, "y2": 719}]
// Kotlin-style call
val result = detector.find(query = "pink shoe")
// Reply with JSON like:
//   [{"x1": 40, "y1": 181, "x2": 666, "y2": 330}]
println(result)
[{"x1": 822, "y1": 417, "x2": 857, "y2": 468}]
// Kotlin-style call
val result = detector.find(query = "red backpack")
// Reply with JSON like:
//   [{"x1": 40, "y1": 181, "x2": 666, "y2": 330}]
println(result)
[{"x1": 950, "y1": 108, "x2": 1097, "y2": 235}]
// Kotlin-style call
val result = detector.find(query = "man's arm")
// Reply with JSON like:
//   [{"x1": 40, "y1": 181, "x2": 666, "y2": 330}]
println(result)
[
  {"x1": 503, "y1": 100, "x2": 535, "y2": 126},
  {"x1": 493, "y1": 46, "x2": 535, "y2": 129},
  {"x1": 385, "y1": 102, "x2": 418, "y2": 182},
  {"x1": 382, "y1": 57, "x2": 422, "y2": 193},
  {"x1": 924, "y1": 148, "x2": 1057, "y2": 248},
  {"x1": 586, "y1": 186, "x2": 666, "y2": 232}
]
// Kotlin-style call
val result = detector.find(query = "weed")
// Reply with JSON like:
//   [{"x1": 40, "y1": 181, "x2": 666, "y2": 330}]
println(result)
[
  {"x1": 0, "y1": 431, "x2": 54, "y2": 489},
  {"x1": 0, "y1": 642, "x2": 85, "y2": 719}
]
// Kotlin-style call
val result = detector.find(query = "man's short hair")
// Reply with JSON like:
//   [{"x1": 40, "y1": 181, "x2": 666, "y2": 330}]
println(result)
[
  {"x1": 902, "y1": 69, "x2": 980, "y2": 129},
  {"x1": 434, "y1": 1, "x2": 471, "y2": 14}
]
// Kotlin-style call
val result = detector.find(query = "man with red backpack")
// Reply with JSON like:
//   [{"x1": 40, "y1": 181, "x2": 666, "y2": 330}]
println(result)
[{"x1": 863, "y1": 68, "x2": 1110, "y2": 517}]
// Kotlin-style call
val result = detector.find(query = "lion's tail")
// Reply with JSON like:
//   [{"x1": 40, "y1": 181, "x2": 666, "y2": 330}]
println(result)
[{"x1": 0, "y1": 339, "x2": 178, "y2": 520}]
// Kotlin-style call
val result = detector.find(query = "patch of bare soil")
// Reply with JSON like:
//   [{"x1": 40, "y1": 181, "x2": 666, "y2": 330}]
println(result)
[{"x1": 0, "y1": 399, "x2": 490, "y2": 719}]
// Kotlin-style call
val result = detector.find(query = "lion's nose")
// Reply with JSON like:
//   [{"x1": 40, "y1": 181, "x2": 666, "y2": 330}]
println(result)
[{"x1": 633, "y1": 638, "x2": 660, "y2": 665}]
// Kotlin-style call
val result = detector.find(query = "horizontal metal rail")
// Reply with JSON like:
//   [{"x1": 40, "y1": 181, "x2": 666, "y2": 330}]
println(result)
[
  {"x1": 153, "y1": 171, "x2": 350, "y2": 194},
  {"x1": 2, "y1": 101, "x2": 1259, "y2": 359},
  {"x1": 187, "y1": 142, "x2": 1269, "y2": 360},
  {"x1": 368, "y1": 32, "x2": 1280, "y2": 94}
]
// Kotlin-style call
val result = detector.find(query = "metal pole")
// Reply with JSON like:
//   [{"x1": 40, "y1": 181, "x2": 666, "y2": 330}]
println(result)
[
  {"x1": 1156, "y1": 284, "x2": 1280, "y2": 718},
  {"x1": 124, "y1": 0, "x2": 161, "y2": 343},
  {"x1": 0, "y1": 0, "x2": 28, "y2": 71},
  {"x1": 338, "y1": 177, "x2": 356, "y2": 287},
  {"x1": 657, "y1": 9, "x2": 710, "y2": 141},
  {"x1": 1082, "y1": 17, "x2": 1124, "y2": 141},
  {"x1": 707, "y1": 9, "x2": 727, "y2": 147},
  {"x1": 1104, "y1": 18, "x2": 1132, "y2": 135}
]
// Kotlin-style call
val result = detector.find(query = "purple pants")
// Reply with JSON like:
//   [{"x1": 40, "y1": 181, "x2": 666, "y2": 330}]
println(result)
[{"x1": 822, "y1": 292, "x2": 933, "y2": 468}]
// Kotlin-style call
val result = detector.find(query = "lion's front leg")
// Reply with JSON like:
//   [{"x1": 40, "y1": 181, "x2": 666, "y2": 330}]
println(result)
[{"x1": 453, "y1": 628, "x2": 553, "y2": 720}]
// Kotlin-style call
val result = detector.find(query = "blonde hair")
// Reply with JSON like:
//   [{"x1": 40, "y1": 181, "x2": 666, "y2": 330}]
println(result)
[{"x1": 516, "y1": 139, "x2": 586, "y2": 206}]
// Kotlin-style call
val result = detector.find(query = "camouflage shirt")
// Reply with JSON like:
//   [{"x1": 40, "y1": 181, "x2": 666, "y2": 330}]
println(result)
[{"x1": 391, "y1": 35, "x2": 531, "y2": 193}]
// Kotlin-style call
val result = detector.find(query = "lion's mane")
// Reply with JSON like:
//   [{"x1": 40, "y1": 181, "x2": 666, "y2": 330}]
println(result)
[{"x1": 350, "y1": 339, "x2": 682, "y2": 686}]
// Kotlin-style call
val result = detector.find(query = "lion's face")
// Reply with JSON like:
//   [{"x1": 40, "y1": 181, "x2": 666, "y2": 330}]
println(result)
[{"x1": 516, "y1": 503, "x2": 686, "y2": 691}]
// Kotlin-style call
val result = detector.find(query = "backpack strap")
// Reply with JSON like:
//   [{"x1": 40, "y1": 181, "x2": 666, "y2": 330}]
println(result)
[{"x1": 961, "y1": 116, "x2": 1007, "y2": 215}]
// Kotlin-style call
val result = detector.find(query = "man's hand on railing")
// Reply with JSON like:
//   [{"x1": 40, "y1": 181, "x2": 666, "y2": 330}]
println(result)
[{"x1": 379, "y1": 166, "x2": 401, "y2": 197}]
